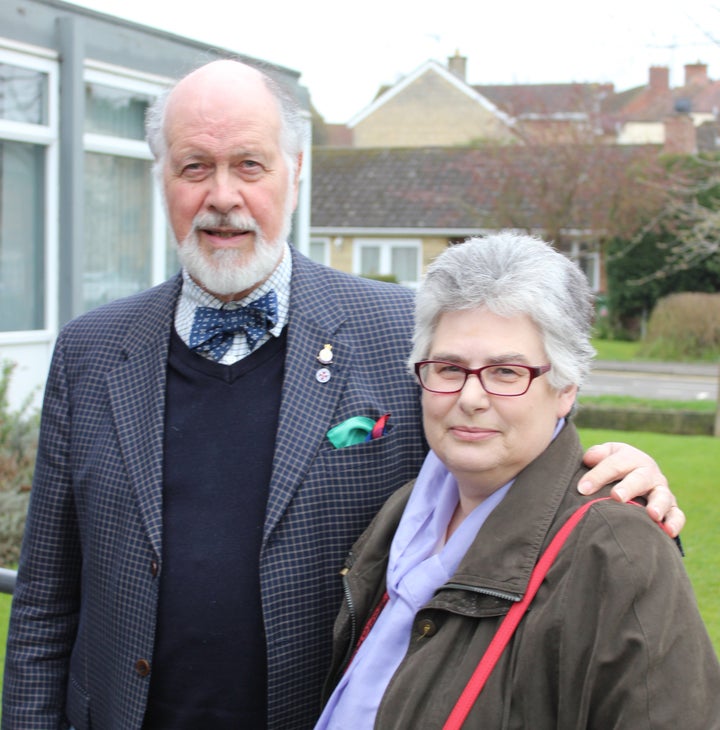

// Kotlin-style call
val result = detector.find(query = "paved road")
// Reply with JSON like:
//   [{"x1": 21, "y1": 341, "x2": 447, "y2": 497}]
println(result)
[{"x1": 584, "y1": 361, "x2": 718, "y2": 401}]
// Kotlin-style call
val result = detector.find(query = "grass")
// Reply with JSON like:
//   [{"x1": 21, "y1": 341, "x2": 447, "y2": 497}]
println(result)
[
  {"x1": 0, "y1": 429, "x2": 717, "y2": 706},
  {"x1": 592, "y1": 338, "x2": 645, "y2": 361},
  {"x1": 592, "y1": 337, "x2": 720, "y2": 364},
  {"x1": 579, "y1": 394, "x2": 716, "y2": 413}
]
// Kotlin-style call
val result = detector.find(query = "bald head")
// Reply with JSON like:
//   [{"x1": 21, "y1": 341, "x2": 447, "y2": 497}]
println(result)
[{"x1": 146, "y1": 59, "x2": 307, "y2": 171}]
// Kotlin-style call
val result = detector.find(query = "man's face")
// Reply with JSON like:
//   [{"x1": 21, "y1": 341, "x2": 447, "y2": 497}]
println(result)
[{"x1": 161, "y1": 63, "x2": 301, "y2": 300}]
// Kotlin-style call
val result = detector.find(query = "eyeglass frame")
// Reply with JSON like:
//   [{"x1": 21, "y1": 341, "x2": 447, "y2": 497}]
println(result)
[{"x1": 413, "y1": 361, "x2": 552, "y2": 396}]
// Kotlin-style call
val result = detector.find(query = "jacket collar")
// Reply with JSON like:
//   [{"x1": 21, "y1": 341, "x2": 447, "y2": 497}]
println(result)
[{"x1": 442, "y1": 423, "x2": 588, "y2": 601}]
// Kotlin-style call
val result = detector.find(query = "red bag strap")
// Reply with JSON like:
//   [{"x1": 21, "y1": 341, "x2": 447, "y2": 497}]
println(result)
[{"x1": 443, "y1": 496, "x2": 628, "y2": 730}]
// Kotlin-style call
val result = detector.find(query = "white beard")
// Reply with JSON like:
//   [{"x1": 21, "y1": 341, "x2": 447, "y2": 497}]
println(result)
[{"x1": 177, "y1": 210, "x2": 290, "y2": 297}]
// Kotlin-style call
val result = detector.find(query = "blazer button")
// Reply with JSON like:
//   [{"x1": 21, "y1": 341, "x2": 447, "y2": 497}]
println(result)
[
  {"x1": 415, "y1": 617, "x2": 437, "y2": 638},
  {"x1": 135, "y1": 659, "x2": 151, "y2": 677},
  {"x1": 150, "y1": 560, "x2": 159, "y2": 577}
]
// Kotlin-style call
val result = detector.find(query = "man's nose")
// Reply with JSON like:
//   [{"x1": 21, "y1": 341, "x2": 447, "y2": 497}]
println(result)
[{"x1": 206, "y1": 169, "x2": 244, "y2": 214}]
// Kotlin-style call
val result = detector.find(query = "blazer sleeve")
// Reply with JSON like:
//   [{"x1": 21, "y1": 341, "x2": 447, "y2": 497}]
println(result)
[{"x1": 3, "y1": 332, "x2": 82, "y2": 728}]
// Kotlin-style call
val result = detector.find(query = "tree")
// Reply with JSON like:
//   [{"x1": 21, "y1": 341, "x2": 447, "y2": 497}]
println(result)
[{"x1": 604, "y1": 153, "x2": 720, "y2": 332}]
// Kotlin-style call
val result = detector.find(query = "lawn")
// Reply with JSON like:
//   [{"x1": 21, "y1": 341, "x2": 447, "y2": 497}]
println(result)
[{"x1": 0, "y1": 429, "x2": 717, "y2": 708}]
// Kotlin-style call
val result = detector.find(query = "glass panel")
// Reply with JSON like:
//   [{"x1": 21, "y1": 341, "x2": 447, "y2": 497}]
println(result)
[
  {"x1": 0, "y1": 63, "x2": 48, "y2": 124},
  {"x1": 0, "y1": 141, "x2": 45, "y2": 330},
  {"x1": 85, "y1": 83, "x2": 151, "y2": 139},
  {"x1": 83, "y1": 152, "x2": 152, "y2": 311},
  {"x1": 579, "y1": 254, "x2": 597, "y2": 289},
  {"x1": 309, "y1": 240, "x2": 326, "y2": 264},
  {"x1": 391, "y1": 247, "x2": 418, "y2": 282},
  {"x1": 166, "y1": 228, "x2": 179, "y2": 278},
  {"x1": 360, "y1": 246, "x2": 380, "y2": 276}
]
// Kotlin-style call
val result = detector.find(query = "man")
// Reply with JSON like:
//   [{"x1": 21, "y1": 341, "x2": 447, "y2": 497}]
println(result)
[{"x1": 2, "y1": 60, "x2": 683, "y2": 730}]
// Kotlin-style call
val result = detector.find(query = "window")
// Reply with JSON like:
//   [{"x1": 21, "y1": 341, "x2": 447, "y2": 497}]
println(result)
[
  {"x1": 309, "y1": 238, "x2": 329, "y2": 266},
  {"x1": 569, "y1": 240, "x2": 600, "y2": 291},
  {"x1": 0, "y1": 51, "x2": 56, "y2": 332},
  {"x1": 82, "y1": 69, "x2": 169, "y2": 312},
  {"x1": 354, "y1": 239, "x2": 421, "y2": 288}
]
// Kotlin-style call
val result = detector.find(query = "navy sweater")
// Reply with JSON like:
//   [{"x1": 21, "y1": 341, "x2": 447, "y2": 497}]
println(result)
[{"x1": 144, "y1": 328, "x2": 286, "y2": 728}]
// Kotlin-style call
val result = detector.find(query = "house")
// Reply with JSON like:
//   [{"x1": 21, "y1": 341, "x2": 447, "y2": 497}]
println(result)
[
  {"x1": 604, "y1": 63, "x2": 720, "y2": 153},
  {"x1": 335, "y1": 52, "x2": 614, "y2": 148},
  {"x1": 0, "y1": 0, "x2": 312, "y2": 408},
  {"x1": 322, "y1": 54, "x2": 719, "y2": 153},
  {"x1": 347, "y1": 55, "x2": 517, "y2": 148},
  {"x1": 309, "y1": 144, "x2": 660, "y2": 294}
]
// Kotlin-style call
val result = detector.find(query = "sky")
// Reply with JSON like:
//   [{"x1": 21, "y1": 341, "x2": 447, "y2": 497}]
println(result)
[{"x1": 68, "y1": 0, "x2": 720, "y2": 123}]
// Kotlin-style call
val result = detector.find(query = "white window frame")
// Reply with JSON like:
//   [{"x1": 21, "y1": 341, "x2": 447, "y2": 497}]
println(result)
[
  {"x1": 83, "y1": 64, "x2": 170, "y2": 284},
  {"x1": 569, "y1": 240, "x2": 600, "y2": 291},
  {"x1": 353, "y1": 238, "x2": 422, "y2": 289},
  {"x1": 0, "y1": 43, "x2": 59, "y2": 343}
]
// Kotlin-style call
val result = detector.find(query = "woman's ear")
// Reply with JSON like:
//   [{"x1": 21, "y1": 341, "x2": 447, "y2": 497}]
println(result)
[{"x1": 556, "y1": 384, "x2": 578, "y2": 419}]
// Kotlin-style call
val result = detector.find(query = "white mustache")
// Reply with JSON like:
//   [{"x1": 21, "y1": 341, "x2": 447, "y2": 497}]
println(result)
[{"x1": 191, "y1": 212, "x2": 261, "y2": 234}]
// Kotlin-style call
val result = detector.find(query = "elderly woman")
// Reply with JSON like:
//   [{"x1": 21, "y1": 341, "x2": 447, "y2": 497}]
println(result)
[{"x1": 315, "y1": 233, "x2": 720, "y2": 729}]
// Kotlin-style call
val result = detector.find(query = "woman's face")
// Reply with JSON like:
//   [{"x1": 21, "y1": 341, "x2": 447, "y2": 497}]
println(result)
[{"x1": 421, "y1": 307, "x2": 577, "y2": 504}]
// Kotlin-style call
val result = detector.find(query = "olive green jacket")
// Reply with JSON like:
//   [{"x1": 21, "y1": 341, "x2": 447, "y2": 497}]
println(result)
[{"x1": 323, "y1": 423, "x2": 720, "y2": 729}]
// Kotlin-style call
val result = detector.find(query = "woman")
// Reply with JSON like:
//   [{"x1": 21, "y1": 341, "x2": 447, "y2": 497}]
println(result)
[{"x1": 316, "y1": 233, "x2": 720, "y2": 729}]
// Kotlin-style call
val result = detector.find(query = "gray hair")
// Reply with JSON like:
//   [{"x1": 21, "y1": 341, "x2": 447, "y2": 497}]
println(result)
[
  {"x1": 409, "y1": 232, "x2": 596, "y2": 391},
  {"x1": 145, "y1": 59, "x2": 308, "y2": 176}
]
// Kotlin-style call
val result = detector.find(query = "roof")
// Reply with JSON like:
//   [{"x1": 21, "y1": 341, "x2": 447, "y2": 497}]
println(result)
[
  {"x1": 310, "y1": 145, "x2": 658, "y2": 232},
  {"x1": 476, "y1": 82, "x2": 614, "y2": 119},
  {"x1": 348, "y1": 60, "x2": 512, "y2": 129}
]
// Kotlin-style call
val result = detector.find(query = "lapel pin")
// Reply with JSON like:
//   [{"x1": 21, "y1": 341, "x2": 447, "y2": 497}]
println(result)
[
  {"x1": 317, "y1": 344, "x2": 334, "y2": 364},
  {"x1": 316, "y1": 367, "x2": 332, "y2": 383}
]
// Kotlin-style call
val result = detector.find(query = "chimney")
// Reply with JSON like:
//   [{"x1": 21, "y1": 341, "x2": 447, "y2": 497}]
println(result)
[
  {"x1": 648, "y1": 66, "x2": 669, "y2": 94},
  {"x1": 684, "y1": 62, "x2": 708, "y2": 87},
  {"x1": 448, "y1": 51, "x2": 467, "y2": 82},
  {"x1": 664, "y1": 114, "x2": 697, "y2": 155}
]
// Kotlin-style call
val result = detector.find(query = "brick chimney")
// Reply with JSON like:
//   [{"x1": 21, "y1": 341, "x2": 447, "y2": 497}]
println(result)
[
  {"x1": 684, "y1": 62, "x2": 708, "y2": 86},
  {"x1": 648, "y1": 66, "x2": 670, "y2": 94},
  {"x1": 447, "y1": 51, "x2": 467, "y2": 82},
  {"x1": 664, "y1": 114, "x2": 697, "y2": 155}
]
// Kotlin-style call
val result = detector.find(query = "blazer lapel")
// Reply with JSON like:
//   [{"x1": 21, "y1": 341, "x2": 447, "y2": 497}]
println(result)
[
  {"x1": 106, "y1": 276, "x2": 181, "y2": 557},
  {"x1": 263, "y1": 252, "x2": 350, "y2": 539}
]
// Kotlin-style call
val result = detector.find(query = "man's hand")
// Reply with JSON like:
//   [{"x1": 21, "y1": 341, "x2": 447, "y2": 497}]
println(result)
[{"x1": 578, "y1": 442, "x2": 685, "y2": 538}]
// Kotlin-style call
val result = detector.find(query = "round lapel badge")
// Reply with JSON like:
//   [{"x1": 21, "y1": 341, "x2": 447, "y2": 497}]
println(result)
[{"x1": 315, "y1": 367, "x2": 332, "y2": 383}]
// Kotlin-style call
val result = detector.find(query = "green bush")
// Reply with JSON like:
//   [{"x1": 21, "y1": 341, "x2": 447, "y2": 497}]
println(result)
[
  {"x1": 0, "y1": 361, "x2": 39, "y2": 566},
  {"x1": 639, "y1": 292, "x2": 720, "y2": 360}
]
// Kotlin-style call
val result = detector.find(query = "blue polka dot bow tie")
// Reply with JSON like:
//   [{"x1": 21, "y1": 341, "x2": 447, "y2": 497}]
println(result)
[{"x1": 189, "y1": 290, "x2": 278, "y2": 361}]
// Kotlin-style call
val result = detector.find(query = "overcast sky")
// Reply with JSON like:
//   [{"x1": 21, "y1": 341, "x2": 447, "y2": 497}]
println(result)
[{"x1": 69, "y1": 0, "x2": 720, "y2": 123}]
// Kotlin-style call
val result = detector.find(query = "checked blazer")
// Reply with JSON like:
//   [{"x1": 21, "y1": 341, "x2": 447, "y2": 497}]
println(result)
[{"x1": 2, "y1": 248, "x2": 427, "y2": 730}]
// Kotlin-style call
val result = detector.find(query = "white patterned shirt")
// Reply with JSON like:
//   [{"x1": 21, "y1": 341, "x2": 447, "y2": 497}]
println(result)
[{"x1": 174, "y1": 244, "x2": 292, "y2": 364}]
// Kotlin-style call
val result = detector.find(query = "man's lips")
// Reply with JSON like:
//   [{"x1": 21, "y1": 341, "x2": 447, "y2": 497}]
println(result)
[
  {"x1": 202, "y1": 227, "x2": 251, "y2": 239},
  {"x1": 199, "y1": 227, "x2": 254, "y2": 247}
]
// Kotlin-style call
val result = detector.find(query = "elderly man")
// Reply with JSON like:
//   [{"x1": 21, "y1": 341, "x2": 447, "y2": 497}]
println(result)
[{"x1": 2, "y1": 59, "x2": 683, "y2": 730}]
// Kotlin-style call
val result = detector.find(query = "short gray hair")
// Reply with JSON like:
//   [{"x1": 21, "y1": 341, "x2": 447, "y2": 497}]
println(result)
[
  {"x1": 145, "y1": 59, "x2": 308, "y2": 175},
  {"x1": 409, "y1": 232, "x2": 596, "y2": 391}
]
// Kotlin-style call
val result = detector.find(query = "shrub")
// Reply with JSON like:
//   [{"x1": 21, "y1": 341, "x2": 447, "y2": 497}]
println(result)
[
  {"x1": 0, "y1": 361, "x2": 39, "y2": 565},
  {"x1": 639, "y1": 292, "x2": 720, "y2": 360}
]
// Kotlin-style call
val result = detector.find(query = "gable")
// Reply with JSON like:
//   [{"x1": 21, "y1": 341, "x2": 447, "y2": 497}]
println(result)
[{"x1": 349, "y1": 62, "x2": 516, "y2": 148}]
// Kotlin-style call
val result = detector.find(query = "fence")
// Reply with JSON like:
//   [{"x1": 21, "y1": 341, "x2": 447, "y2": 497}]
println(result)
[{"x1": 0, "y1": 569, "x2": 16, "y2": 595}]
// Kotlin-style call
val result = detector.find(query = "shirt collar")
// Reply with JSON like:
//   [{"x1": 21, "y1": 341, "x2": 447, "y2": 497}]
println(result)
[{"x1": 175, "y1": 243, "x2": 292, "y2": 344}]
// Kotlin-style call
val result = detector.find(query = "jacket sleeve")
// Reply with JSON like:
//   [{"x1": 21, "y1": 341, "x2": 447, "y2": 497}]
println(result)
[
  {"x1": 554, "y1": 503, "x2": 720, "y2": 729},
  {"x1": 2, "y1": 333, "x2": 81, "y2": 729}
]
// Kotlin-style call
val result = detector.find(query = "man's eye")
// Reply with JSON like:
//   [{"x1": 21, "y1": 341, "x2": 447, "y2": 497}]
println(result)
[{"x1": 181, "y1": 163, "x2": 206, "y2": 177}]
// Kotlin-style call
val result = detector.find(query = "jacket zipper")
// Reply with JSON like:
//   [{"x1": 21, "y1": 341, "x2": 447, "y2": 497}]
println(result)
[
  {"x1": 339, "y1": 567, "x2": 358, "y2": 672},
  {"x1": 442, "y1": 582, "x2": 522, "y2": 603}
]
